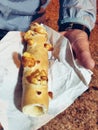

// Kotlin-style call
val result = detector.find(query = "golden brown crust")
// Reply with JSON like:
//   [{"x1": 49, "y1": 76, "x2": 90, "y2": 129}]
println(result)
[{"x1": 21, "y1": 23, "x2": 52, "y2": 117}]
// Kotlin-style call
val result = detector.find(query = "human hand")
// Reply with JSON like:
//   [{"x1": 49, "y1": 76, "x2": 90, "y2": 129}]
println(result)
[{"x1": 60, "y1": 29, "x2": 95, "y2": 70}]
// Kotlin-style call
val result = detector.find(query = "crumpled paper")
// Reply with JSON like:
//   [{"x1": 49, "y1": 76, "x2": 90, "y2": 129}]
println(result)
[{"x1": 0, "y1": 25, "x2": 92, "y2": 130}]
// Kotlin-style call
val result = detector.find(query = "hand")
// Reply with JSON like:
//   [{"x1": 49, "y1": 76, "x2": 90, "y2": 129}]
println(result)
[{"x1": 60, "y1": 29, "x2": 95, "y2": 70}]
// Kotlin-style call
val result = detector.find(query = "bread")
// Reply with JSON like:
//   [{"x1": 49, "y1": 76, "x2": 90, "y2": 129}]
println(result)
[{"x1": 21, "y1": 23, "x2": 53, "y2": 117}]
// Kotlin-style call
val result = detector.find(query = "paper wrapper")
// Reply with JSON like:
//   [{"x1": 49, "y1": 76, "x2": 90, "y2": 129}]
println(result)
[{"x1": 0, "y1": 25, "x2": 92, "y2": 130}]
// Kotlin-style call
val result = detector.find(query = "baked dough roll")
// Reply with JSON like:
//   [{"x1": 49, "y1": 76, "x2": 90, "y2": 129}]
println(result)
[{"x1": 21, "y1": 23, "x2": 53, "y2": 117}]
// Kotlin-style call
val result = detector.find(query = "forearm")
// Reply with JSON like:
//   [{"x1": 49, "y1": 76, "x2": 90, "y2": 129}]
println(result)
[{"x1": 58, "y1": 0, "x2": 96, "y2": 31}]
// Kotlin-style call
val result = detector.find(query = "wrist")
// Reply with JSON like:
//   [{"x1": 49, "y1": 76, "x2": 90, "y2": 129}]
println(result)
[
  {"x1": 65, "y1": 29, "x2": 88, "y2": 40},
  {"x1": 62, "y1": 29, "x2": 89, "y2": 52}
]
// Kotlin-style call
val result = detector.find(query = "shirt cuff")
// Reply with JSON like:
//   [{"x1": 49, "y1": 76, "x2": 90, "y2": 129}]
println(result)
[{"x1": 58, "y1": 17, "x2": 95, "y2": 31}]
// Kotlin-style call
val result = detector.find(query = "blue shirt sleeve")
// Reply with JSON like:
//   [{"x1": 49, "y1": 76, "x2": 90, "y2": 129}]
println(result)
[
  {"x1": 58, "y1": 0, "x2": 96, "y2": 31},
  {"x1": 0, "y1": 0, "x2": 50, "y2": 31}
]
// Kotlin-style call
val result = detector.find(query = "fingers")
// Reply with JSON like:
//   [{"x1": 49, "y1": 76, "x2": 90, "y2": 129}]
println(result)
[
  {"x1": 60, "y1": 29, "x2": 95, "y2": 70},
  {"x1": 0, "y1": 123, "x2": 3, "y2": 130},
  {"x1": 76, "y1": 50, "x2": 95, "y2": 70},
  {"x1": 71, "y1": 35, "x2": 95, "y2": 70}
]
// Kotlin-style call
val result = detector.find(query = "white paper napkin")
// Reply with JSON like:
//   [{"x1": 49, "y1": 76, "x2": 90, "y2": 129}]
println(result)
[{"x1": 0, "y1": 25, "x2": 92, "y2": 130}]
